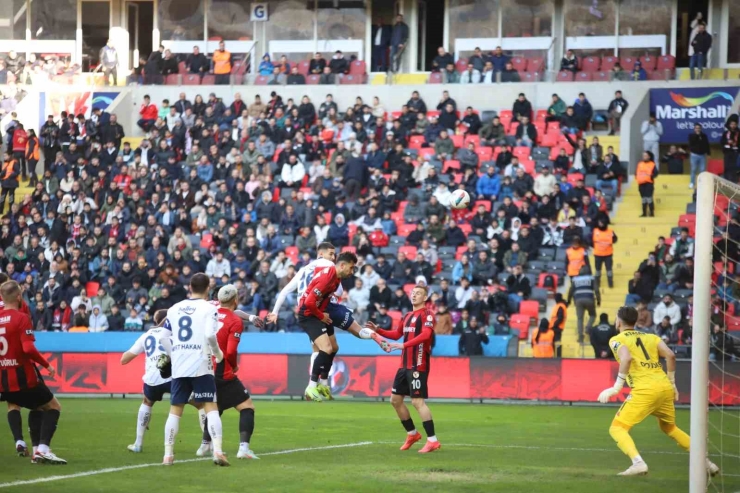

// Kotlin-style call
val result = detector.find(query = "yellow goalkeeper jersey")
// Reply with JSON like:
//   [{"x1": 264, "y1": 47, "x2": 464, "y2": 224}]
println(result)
[{"x1": 609, "y1": 330, "x2": 673, "y2": 393}]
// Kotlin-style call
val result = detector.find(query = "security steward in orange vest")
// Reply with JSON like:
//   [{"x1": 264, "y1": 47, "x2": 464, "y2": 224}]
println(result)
[
  {"x1": 532, "y1": 318, "x2": 554, "y2": 358},
  {"x1": 636, "y1": 150, "x2": 658, "y2": 217},
  {"x1": 566, "y1": 236, "x2": 589, "y2": 279},
  {"x1": 0, "y1": 151, "x2": 20, "y2": 215},
  {"x1": 212, "y1": 40, "x2": 232, "y2": 85},
  {"x1": 592, "y1": 215, "x2": 618, "y2": 288},
  {"x1": 548, "y1": 293, "x2": 567, "y2": 357}
]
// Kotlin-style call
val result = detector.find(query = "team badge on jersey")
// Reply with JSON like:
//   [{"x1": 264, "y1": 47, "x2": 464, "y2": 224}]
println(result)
[
  {"x1": 413, "y1": 371, "x2": 419, "y2": 378},
  {"x1": 611, "y1": 340, "x2": 621, "y2": 352}
]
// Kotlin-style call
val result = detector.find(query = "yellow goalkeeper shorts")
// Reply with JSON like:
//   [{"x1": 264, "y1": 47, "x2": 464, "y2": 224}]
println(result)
[{"x1": 613, "y1": 388, "x2": 676, "y2": 429}]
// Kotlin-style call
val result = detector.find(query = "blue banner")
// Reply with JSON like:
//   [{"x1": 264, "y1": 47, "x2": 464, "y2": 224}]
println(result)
[{"x1": 649, "y1": 87, "x2": 739, "y2": 143}]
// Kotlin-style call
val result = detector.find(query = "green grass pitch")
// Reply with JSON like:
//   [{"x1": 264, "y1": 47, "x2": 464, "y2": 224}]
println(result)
[{"x1": 0, "y1": 399, "x2": 737, "y2": 492}]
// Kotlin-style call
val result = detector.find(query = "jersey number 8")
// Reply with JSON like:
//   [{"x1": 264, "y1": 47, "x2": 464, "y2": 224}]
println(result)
[{"x1": 178, "y1": 316, "x2": 193, "y2": 342}]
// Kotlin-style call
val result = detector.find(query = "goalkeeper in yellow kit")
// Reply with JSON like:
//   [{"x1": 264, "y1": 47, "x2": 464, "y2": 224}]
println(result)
[{"x1": 597, "y1": 306, "x2": 720, "y2": 476}]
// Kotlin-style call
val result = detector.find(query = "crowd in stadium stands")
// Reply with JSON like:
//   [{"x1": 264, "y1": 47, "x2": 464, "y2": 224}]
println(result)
[
  {"x1": 624, "y1": 112, "x2": 740, "y2": 360},
  {"x1": 0, "y1": 82, "x2": 638, "y2": 351}
]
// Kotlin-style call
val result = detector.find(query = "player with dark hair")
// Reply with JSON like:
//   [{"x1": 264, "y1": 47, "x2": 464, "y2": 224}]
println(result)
[
  {"x1": 0, "y1": 281, "x2": 66, "y2": 464},
  {"x1": 0, "y1": 271, "x2": 35, "y2": 457},
  {"x1": 197, "y1": 284, "x2": 262, "y2": 460},
  {"x1": 366, "y1": 284, "x2": 441, "y2": 454},
  {"x1": 300, "y1": 251, "x2": 358, "y2": 401},
  {"x1": 597, "y1": 306, "x2": 719, "y2": 476},
  {"x1": 269, "y1": 242, "x2": 386, "y2": 401}
]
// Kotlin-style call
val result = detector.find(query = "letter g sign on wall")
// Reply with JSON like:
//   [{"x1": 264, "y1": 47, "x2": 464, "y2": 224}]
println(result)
[{"x1": 251, "y1": 3, "x2": 269, "y2": 22}]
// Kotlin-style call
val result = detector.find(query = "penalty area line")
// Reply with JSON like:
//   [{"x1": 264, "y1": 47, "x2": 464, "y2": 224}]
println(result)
[{"x1": 0, "y1": 441, "x2": 374, "y2": 489}]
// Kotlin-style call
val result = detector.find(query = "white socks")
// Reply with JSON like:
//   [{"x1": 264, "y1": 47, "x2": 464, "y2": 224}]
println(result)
[
  {"x1": 307, "y1": 380, "x2": 318, "y2": 388},
  {"x1": 135, "y1": 404, "x2": 152, "y2": 447},
  {"x1": 164, "y1": 414, "x2": 180, "y2": 457},
  {"x1": 407, "y1": 430, "x2": 417, "y2": 436},
  {"x1": 359, "y1": 328, "x2": 374, "y2": 339},
  {"x1": 240, "y1": 442, "x2": 249, "y2": 451},
  {"x1": 198, "y1": 408, "x2": 206, "y2": 432},
  {"x1": 309, "y1": 352, "x2": 319, "y2": 385},
  {"x1": 427, "y1": 436, "x2": 438, "y2": 443},
  {"x1": 319, "y1": 378, "x2": 329, "y2": 386},
  {"x1": 632, "y1": 455, "x2": 644, "y2": 465},
  {"x1": 38, "y1": 444, "x2": 50, "y2": 454},
  {"x1": 206, "y1": 411, "x2": 223, "y2": 455}
]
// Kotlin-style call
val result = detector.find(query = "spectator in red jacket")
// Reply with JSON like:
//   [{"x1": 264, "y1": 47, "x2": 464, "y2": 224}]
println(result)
[
  {"x1": 137, "y1": 95, "x2": 158, "y2": 132},
  {"x1": 11, "y1": 123, "x2": 27, "y2": 177}
]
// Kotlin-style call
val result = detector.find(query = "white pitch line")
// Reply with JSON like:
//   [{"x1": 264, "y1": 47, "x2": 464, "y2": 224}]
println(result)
[{"x1": 0, "y1": 441, "x2": 373, "y2": 489}]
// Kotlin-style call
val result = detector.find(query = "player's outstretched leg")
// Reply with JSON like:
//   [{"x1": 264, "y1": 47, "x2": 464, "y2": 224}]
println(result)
[
  {"x1": 28, "y1": 409, "x2": 42, "y2": 458},
  {"x1": 197, "y1": 416, "x2": 213, "y2": 457},
  {"x1": 391, "y1": 395, "x2": 422, "y2": 451},
  {"x1": 7, "y1": 404, "x2": 27, "y2": 456},
  {"x1": 34, "y1": 398, "x2": 66, "y2": 465},
  {"x1": 128, "y1": 399, "x2": 153, "y2": 453},
  {"x1": 205, "y1": 404, "x2": 230, "y2": 466},
  {"x1": 658, "y1": 420, "x2": 719, "y2": 476},
  {"x1": 236, "y1": 401, "x2": 258, "y2": 459},
  {"x1": 163, "y1": 407, "x2": 181, "y2": 465},
  {"x1": 412, "y1": 398, "x2": 441, "y2": 454},
  {"x1": 609, "y1": 421, "x2": 647, "y2": 476},
  {"x1": 317, "y1": 337, "x2": 339, "y2": 400},
  {"x1": 305, "y1": 335, "x2": 333, "y2": 402}
]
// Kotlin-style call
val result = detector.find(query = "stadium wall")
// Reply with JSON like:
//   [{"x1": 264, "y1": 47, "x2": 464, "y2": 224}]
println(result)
[{"x1": 35, "y1": 350, "x2": 736, "y2": 405}]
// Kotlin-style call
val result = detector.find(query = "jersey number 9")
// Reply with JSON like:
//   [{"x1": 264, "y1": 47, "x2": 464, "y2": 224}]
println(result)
[{"x1": 178, "y1": 316, "x2": 193, "y2": 342}]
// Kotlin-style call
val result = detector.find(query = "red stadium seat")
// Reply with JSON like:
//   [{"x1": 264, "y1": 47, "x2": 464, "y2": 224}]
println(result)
[
  {"x1": 580, "y1": 56, "x2": 601, "y2": 73},
  {"x1": 601, "y1": 56, "x2": 617, "y2": 71},
  {"x1": 165, "y1": 74, "x2": 180, "y2": 85},
  {"x1": 521, "y1": 159, "x2": 536, "y2": 175},
  {"x1": 403, "y1": 284, "x2": 416, "y2": 297},
  {"x1": 178, "y1": 61, "x2": 187, "y2": 74},
  {"x1": 535, "y1": 110, "x2": 548, "y2": 122},
  {"x1": 254, "y1": 75, "x2": 269, "y2": 85},
  {"x1": 285, "y1": 246, "x2": 299, "y2": 264},
  {"x1": 537, "y1": 273, "x2": 559, "y2": 292},
  {"x1": 349, "y1": 60, "x2": 366, "y2": 75},
  {"x1": 593, "y1": 71, "x2": 610, "y2": 82},
  {"x1": 522, "y1": 72, "x2": 539, "y2": 82},
  {"x1": 409, "y1": 135, "x2": 425, "y2": 149},
  {"x1": 426, "y1": 110, "x2": 440, "y2": 120},
  {"x1": 526, "y1": 57, "x2": 544, "y2": 73},
  {"x1": 509, "y1": 314, "x2": 531, "y2": 339},
  {"x1": 513, "y1": 146, "x2": 531, "y2": 160},
  {"x1": 640, "y1": 55, "x2": 657, "y2": 71},
  {"x1": 455, "y1": 58, "x2": 468, "y2": 73},
  {"x1": 399, "y1": 246, "x2": 417, "y2": 258},
  {"x1": 539, "y1": 132, "x2": 559, "y2": 147},
  {"x1": 474, "y1": 200, "x2": 492, "y2": 212},
  {"x1": 340, "y1": 74, "x2": 362, "y2": 85},
  {"x1": 546, "y1": 121, "x2": 561, "y2": 134},
  {"x1": 575, "y1": 72, "x2": 592, "y2": 82},
  {"x1": 507, "y1": 121, "x2": 519, "y2": 136},
  {"x1": 556, "y1": 70, "x2": 575, "y2": 82},
  {"x1": 534, "y1": 121, "x2": 546, "y2": 136},
  {"x1": 519, "y1": 300, "x2": 540, "y2": 320},
  {"x1": 398, "y1": 223, "x2": 416, "y2": 236},
  {"x1": 182, "y1": 74, "x2": 201, "y2": 85},
  {"x1": 428, "y1": 72, "x2": 443, "y2": 84},
  {"x1": 306, "y1": 74, "x2": 320, "y2": 84},
  {"x1": 619, "y1": 56, "x2": 636, "y2": 71},
  {"x1": 451, "y1": 134, "x2": 464, "y2": 148},
  {"x1": 649, "y1": 70, "x2": 667, "y2": 81},
  {"x1": 387, "y1": 310, "x2": 404, "y2": 330},
  {"x1": 726, "y1": 315, "x2": 740, "y2": 332},
  {"x1": 708, "y1": 159, "x2": 724, "y2": 175},
  {"x1": 567, "y1": 173, "x2": 584, "y2": 185},
  {"x1": 201, "y1": 74, "x2": 216, "y2": 85},
  {"x1": 341, "y1": 246, "x2": 357, "y2": 254},
  {"x1": 656, "y1": 55, "x2": 676, "y2": 70},
  {"x1": 443, "y1": 160, "x2": 461, "y2": 173},
  {"x1": 475, "y1": 147, "x2": 493, "y2": 162},
  {"x1": 86, "y1": 282, "x2": 100, "y2": 298},
  {"x1": 464, "y1": 135, "x2": 480, "y2": 147},
  {"x1": 297, "y1": 60, "x2": 310, "y2": 76},
  {"x1": 511, "y1": 56, "x2": 527, "y2": 72}
]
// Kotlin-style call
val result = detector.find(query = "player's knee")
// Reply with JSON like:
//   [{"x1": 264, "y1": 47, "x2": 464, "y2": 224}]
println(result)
[
  {"x1": 390, "y1": 394, "x2": 404, "y2": 408},
  {"x1": 658, "y1": 420, "x2": 676, "y2": 435},
  {"x1": 47, "y1": 398, "x2": 61, "y2": 412},
  {"x1": 143, "y1": 397, "x2": 154, "y2": 407},
  {"x1": 410, "y1": 398, "x2": 426, "y2": 410}
]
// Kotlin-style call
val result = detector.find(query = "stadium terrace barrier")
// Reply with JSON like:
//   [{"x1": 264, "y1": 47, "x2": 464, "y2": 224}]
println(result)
[
  {"x1": 34, "y1": 332, "x2": 515, "y2": 357},
  {"x1": 32, "y1": 348, "x2": 734, "y2": 405}
]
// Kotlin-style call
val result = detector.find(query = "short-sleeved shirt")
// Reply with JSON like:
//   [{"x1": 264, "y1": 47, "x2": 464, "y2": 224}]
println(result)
[
  {"x1": 214, "y1": 307, "x2": 244, "y2": 382},
  {"x1": 165, "y1": 298, "x2": 219, "y2": 379},
  {"x1": 0, "y1": 309, "x2": 41, "y2": 392},
  {"x1": 127, "y1": 327, "x2": 172, "y2": 386}
]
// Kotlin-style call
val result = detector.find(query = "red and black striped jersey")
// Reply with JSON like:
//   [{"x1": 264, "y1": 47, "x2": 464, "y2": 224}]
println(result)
[
  {"x1": 376, "y1": 307, "x2": 435, "y2": 372},
  {"x1": 214, "y1": 307, "x2": 243, "y2": 381},
  {"x1": 0, "y1": 309, "x2": 48, "y2": 392},
  {"x1": 300, "y1": 265, "x2": 341, "y2": 319}
]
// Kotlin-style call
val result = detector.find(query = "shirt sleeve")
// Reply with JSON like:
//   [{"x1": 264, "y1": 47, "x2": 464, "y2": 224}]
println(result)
[
  {"x1": 272, "y1": 269, "x2": 301, "y2": 315},
  {"x1": 128, "y1": 333, "x2": 147, "y2": 355},
  {"x1": 303, "y1": 267, "x2": 336, "y2": 319},
  {"x1": 403, "y1": 311, "x2": 435, "y2": 348},
  {"x1": 226, "y1": 317, "x2": 243, "y2": 368},
  {"x1": 205, "y1": 305, "x2": 221, "y2": 355},
  {"x1": 19, "y1": 314, "x2": 49, "y2": 368}
]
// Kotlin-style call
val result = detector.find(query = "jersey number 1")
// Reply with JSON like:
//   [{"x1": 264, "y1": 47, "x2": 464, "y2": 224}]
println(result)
[{"x1": 635, "y1": 337, "x2": 650, "y2": 360}]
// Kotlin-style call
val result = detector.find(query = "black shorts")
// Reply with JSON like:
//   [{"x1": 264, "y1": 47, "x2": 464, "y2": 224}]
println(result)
[
  {"x1": 391, "y1": 369, "x2": 429, "y2": 399},
  {"x1": 1, "y1": 383, "x2": 54, "y2": 410},
  {"x1": 298, "y1": 313, "x2": 334, "y2": 342},
  {"x1": 216, "y1": 378, "x2": 251, "y2": 412}
]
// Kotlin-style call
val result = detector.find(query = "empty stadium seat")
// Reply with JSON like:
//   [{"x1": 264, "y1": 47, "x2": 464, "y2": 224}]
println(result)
[
  {"x1": 708, "y1": 159, "x2": 724, "y2": 175},
  {"x1": 340, "y1": 74, "x2": 362, "y2": 84},
  {"x1": 576, "y1": 72, "x2": 592, "y2": 82},
  {"x1": 556, "y1": 70, "x2": 575, "y2": 81},
  {"x1": 593, "y1": 71, "x2": 610, "y2": 82},
  {"x1": 509, "y1": 314, "x2": 531, "y2": 339},
  {"x1": 349, "y1": 60, "x2": 366, "y2": 75},
  {"x1": 619, "y1": 56, "x2": 636, "y2": 71},
  {"x1": 165, "y1": 74, "x2": 180, "y2": 85},
  {"x1": 297, "y1": 60, "x2": 310, "y2": 76},
  {"x1": 306, "y1": 74, "x2": 320, "y2": 84},
  {"x1": 519, "y1": 300, "x2": 540, "y2": 320},
  {"x1": 455, "y1": 58, "x2": 468, "y2": 72},
  {"x1": 428, "y1": 72, "x2": 443, "y2": 84},
  {"x1": 640, "y1": 55, "x2": 657, "y2": 71},
  {"x1": 443, "y1": 160, "x2": 461, "y2": 173},
  {"x1": 526, "y1": 57, "x2": 544, "y2": 73},
  {"x1": 522, "y1": 72, "x2": 539, "y2": 82},
  {"x1": 201, "y1": 74, "x2": 216, "y2": 85},
  {"x1": 182, "y1": 74, "x2": 201, "y2": 85},
  {"x1": 511, "y1": 56, "x2": 527, "y2": 72},
  {"x1": 581, "y1": 56, "x2": 601, "y2": 72},
  {"x1": 656, "y1": 55, "x2": 676, "y2": 70},
  {"x1": 601, "y1": 55, "x2": 617, "y2": 71}
]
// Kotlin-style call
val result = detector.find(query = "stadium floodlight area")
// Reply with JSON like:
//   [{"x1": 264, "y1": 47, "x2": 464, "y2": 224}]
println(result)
[{"x1": 691, "y1": 172, "x2": 740, "y2": 492}]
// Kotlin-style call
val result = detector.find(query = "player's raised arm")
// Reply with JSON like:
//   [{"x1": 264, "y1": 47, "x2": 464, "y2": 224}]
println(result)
[
  {"x1": 268, "y1": 270, "x2": 301, "y2": 323},
  {"x1": 205, "y1": 304, "x2": 224, "y2": 363},
  {"x1": 19, "y1": 316, "x2": 51, "y2": 373},
  {"x1": 657, "y1": 339, "x2": 679, "y2": 400},
  {"x1": 121, "y1": 333, "x2": 146, "y2": 365}
]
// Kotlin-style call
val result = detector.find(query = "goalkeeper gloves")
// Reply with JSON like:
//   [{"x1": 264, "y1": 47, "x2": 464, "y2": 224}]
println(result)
[
  {"x1": 668, "y1": 371, "x2": 678, "y2": 401},
  {"x1": 156, "y1": 354, "x2": 172, "y2": 379},
  {"x1": 598, "y1": 373, "x2": 627, "y2": 403}
]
